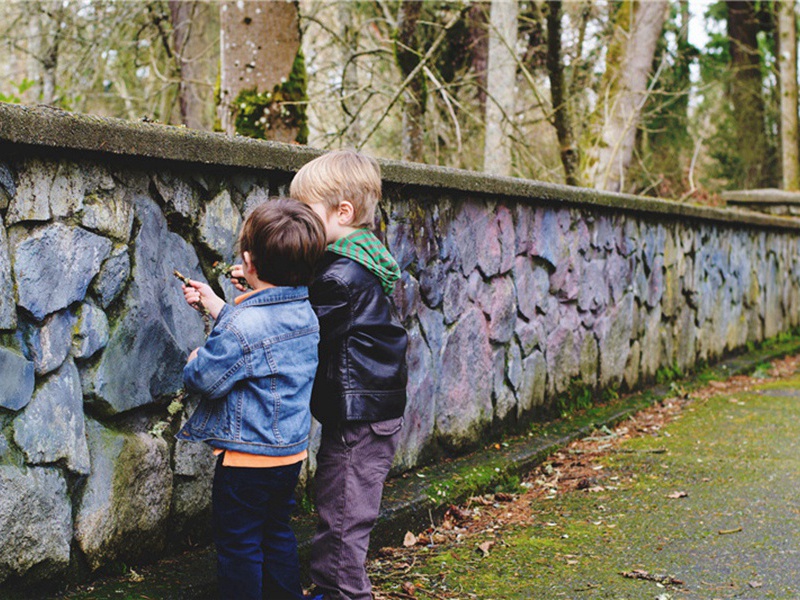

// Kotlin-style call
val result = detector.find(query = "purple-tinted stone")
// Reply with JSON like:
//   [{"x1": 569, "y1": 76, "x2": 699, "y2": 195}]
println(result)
[
  {"x1": 646, "y1": 255, "x2": 664, "y2": 308},
  {"x1": 550, "y1": 250, "x2": 582, "y2": 302},
  {"x1": 496, "y1": 205, "x2": 516, "y2": 274},
  {"x1": 476, "y1": 211, "x2": 502, "y2": 278},
  {"x1": 513, "y1": 256, "x2": 550, "y2": 320},
  {"x1": 545, "y1": 326, "x2": 580, "y2": 396},
  {"x1": 604, "y1": 253, "x2": 633, "y2": 304},
  {"x1": 479, "y1": 275, "x2": 516, "y2": 343},
  {"x1": 392, "y1": 271, "x2": 420, "y2": 323},
  {"x1": 578, "y1": 259, "x2": 608, "y2": 313},
  {"x1": 419, "y1": 260, "x2": 447, "y2": 308},
  {"x1": 515, "y1": 204, "x2": 534, "y2": 255},
  {"x1": 594, "y1": 293, "x2": 634, "y2": 387},
  {"x1": 515, "y1": 316, "x2": 545, "y2": 356},
  {"x1": 443, "y1": 274, "x2": 469, "y2": 325},
  {"x1": 592, "y1": 215, "x2": 616, "y2": 252},
  {"x1": 617, "y1": 219, "x2": 639, "y2": 257},
  {"x1": 572, "y1": 214, "x2": 590, "y2": 255},
  {"x1": 530, "y1": 209, "x2": 570, "y2": 267},
  {"x1": 507, "y1": 342, "x2": 523, "y2": 392},
  {"x1": 518, "y1": 350, "x2": 546, "y2": 414},
  {"x1": 386, "y1": 219, "x2": 416, "y2": 271},
  {"x1": 452, "y1": 201, "x2": 486, "y2": 276},
  {"x1": 436, "y1": 306, "x2": 493, "y2": 448},
  {"x1": 417, "y1": 303, "x2": 445, "y2": 357}
]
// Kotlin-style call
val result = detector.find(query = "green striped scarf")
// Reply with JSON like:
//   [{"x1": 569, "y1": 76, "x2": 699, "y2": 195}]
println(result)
[{"x1": 327, "y1": 230, "x2": 401, "y2": 295}]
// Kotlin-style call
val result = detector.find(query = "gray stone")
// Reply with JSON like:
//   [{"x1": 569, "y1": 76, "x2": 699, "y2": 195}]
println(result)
[
  {"x1": 546, "y1": 326, "x2": 580, "y2": 396},
  {"x1": 577, "y1": 259, "x2": 608, "y2": 313},
  {"x1": 550, "y1": 248, "x2": 582, "y2": 303},
  {"x1": 395, "y1": 322, "x2": 437, "y2": 470},
  {"x1": 479, "y1": 275, "x2": 516, "y2": 343},
  {"x1": 75, "y1": 419, "x2": 172, "y2": 571},
  {"x1": 515, "y1": 316, "x2": 545, "y2": 356},
  {"x1": 0, "y1": 223, "x2": 16, "y2": 329},
  {"x1": 385, "y1": 218, "x2": 415, "y2": 271},
  {"x1": 493, "y1": 347, "x2": 516, "y2": 421},
  {"x1": 645, "y1": 255, "x2": 664, "y2": 308},
  {"x1": 518, "y1": 350, "x2": 546, "y2": 415},
  {"x1": 497, "y1": 205, "x2": 516, "y2": 273},
  {"x1": 436, "y1": 306, "x2": 493, "y2": 449},
  {"x1": 49, "y1": 162, "x2": 85, "y2": 218},
  {"x1": 442, "y1": 274, "x2": 469, "y2": 325},
  {"x1": 661, "y1": 264, "x2": 681, "y2": 318},
  {"x1": 624, "y1": 340, "x2": 641, "y2": 389},
  {"x1": 20, "y1": 308, "x2": 76, "y2": 375},
  {"x1": 639, "y1": 306, "x2": 663, "y2": 380},
  {"x1": 0, "y1": 162, "x2": 15, "y2": 210},
  {"x1": 0, "y1": 466, "x2": 71, "y2": 584},
  {"x1": 13, "y1": 358, "x2": 90, "y2": 475},
  {"x1": 153, "y1": 172, "x2": 199, "y2": 221},
  {"x1": 242, "y1": 185, "x2": 270, "y2": 217},
  {"x1": 12, "y1": 223, "x2": 112, "y2": 320},
  {"x1": 71, "y1": 302, "x2": 109, "y2": 360},
  {"x1": 595, "y1": 293, "x2": 634, "y2": 387},
  {"x1": 417, "y1": 303, "x2": 445, "y2": 357},
  {"x1": 81, "y1": 196, "x2": 207, "y2": 415},
  {"x1": 81, "y1": 187, "x2": 134, "y2": 242},
  {"x1": 616, "y1": 218, "x2": 639, "y2": 257},
  {"x1": 507, "y1": 342, "x2": 523, "y2": 392},
  {"x1": 591, "y1": 215, "x2": 616, "y2": 252},
  {"x1": 514, "y1": 204, "x2": 533, "y2": 255},
  {"x1": 580, "y1": 333, "x2": 598, "y2": 387},
  {"x1": 5, "y1": 158, "x2": 54, "y2": 224},
  {"x1": 91, "y1": 246, "x2": 131, "y2": 309},
  {"x1": 0, "y1": 346, "x2": 35, "y2": 411},
  {"x1": 513, "y1": 256, "x2": 550, "y2": 320},
  {"x1": 198, "y1": 190, "x2": 242, "y2": 262}
]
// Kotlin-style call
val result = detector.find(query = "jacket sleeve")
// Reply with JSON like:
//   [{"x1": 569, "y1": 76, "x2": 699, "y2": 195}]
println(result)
[
  {"x1": 183, "y1": 322, "x2": 246, "y2": 399},
  {"x1": 310, "y1": 274, "x2": 351, "y2": 346}
]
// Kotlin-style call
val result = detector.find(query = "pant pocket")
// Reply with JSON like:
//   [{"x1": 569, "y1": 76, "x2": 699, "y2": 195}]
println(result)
[{"x1": 369, "y1": 416, "x2": 404, "y2": 437}]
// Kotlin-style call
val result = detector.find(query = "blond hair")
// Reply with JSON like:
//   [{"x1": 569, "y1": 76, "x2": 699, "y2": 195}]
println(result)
[{"x1": 290, "y1": 150, "x2": 382, "y2": 228}]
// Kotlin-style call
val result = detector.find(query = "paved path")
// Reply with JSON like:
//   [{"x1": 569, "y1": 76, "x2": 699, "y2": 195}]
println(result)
[{"x1": 372, "y1": 372, "x2": 800, "y2": 599}]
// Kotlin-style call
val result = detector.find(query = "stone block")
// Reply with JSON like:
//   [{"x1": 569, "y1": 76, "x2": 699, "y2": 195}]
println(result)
[
  {"x1": 452, "y1": 201, "x2": 487, "y2": 276},
  {"x1": 577, "y1": 259, "x2": 608, "y2": 313},
  {"x1": 674, "y1": 305, "x2": 697, "y2": 374},
  {"x1": 242, "y1": 185, "x2": 270, "y2": 217},
  {"x1": 518, "y1": 350, "x2": 546, "y2": 416},
  {"x1": 153, "y1": 172, "x2": 199, "y2": 222},
  {"x1": 80, "y1": 196, "x2": 206, "y2": 415},
  {"x1": 580, "y1": 333, "x2": 598, "y2": 388},
  {"x1": 436, "y1": 307, "x2": 493, "y2": 449},
  {"x1": 546, "y1": 326, "x2": 579, "y2": 396},
  {"x1": 0, "y1": 162, "x2": 15, "y2": 210},
  {"x1": 71, "y1": 302, "x2": 109, "y2": 360},
  {"x1": 595, "y1": 293, "x2": 634, "y2": 387},
  {"x1": 75, "y1": 419, "x2": 172, "y2": 571},
  {"x1": 198, "y1": 190, "x2": 242, "y2": 262},
  {"x1": 624, "y1": 340, "x2": 641, "y2": 389},
  {"x1": 13, "y1": 358, "x2": 90, "y2": 475},
  {"x1": 442, "y1": 273, "x2": 469, "y2": 325},
  {"x1": 392, "y1": 271, "x2": 420, "y2": 324},
  {"x1": 12, "y1": 223, "x2": 112, "y2": 321},
  {"x1": 419, "y1": 260, "x2": 447, "y2": 307},
  {"x1": 0, "y1": 346, "x2": 35, "y2": 411},
  {"x1": 5, "y1": 158, "x2": 54, "y2": 224},
  {"x1": 639, "y1": 306, "x2": 663, "y2": 379},
  {"x1": 49, "y1": 162, "x2": 85, "y2": 219},
  {"x1": 80, "y1": 187, "x2": 134, "y2": 242},
  {"x1": 19, "y1": 308, "x2": 76, "y2": 375},
  {"x1": 530, "y1": 209, "x2": 570, "y2": 268},
  {"x1": 479, "y1": 275, "x2": 516, "y2": 343},
  {"x1": 91, "y1": 246, "x2": 131, "y2": 309},
  {"x1": 493, "y1": 347, "x2": 516, "y2": 421},
  {"x1": 0, "y1": 466, "x2": 71, "y2": 584},
  {"x1": 515, "y1": 316, "x2": 545, "y2": 356},
  {"x1": 0, "y1": 223, "x2": 16, "y2": 329},
  {"x1": 513, "y1": 255, "x2": 550, "y2": 321}
]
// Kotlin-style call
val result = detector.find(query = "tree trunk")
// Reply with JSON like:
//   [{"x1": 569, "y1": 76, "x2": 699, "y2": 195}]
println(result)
[
  {"x1": 779, "y1": 0, "x2": 799, "y2": 190},
  {"x1": 338, "y1": 1, "x2": 361, "y2": 146},
  {"x1": 728, "y1": 1, "x2": 770, "y2": 188},
  {"x1": 590, "y1": 1, "x2": 668, "y2": 192},
  {"x1": 218, "y1": 0, "x2": 304, "y2": 142},
  {"x1": 483, "y1": 0, "x2": 518, "y2": 176},
  {"x1": 546, "y1": 0, "x2": 578, "y2": 186},
  {"x1": 169, "y1": 0, "x2": 219, "y2": 130},
  {"x1": 395, "y1": 0, "x2": 425, "y2": 162}
]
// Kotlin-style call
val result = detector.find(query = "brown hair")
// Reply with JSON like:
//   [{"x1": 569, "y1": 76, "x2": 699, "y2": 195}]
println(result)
[
  {"x1": 238, "y1": 197, "x2": 326, "y2": 286},
  {"x1": 289, "y1": 149, "x2": 382, "y2": 228}
]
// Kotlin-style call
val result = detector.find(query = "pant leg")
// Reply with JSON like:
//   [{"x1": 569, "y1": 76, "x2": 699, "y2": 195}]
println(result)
[
  {"x1": 260, "y1": 463, "x2": 304, "y2": 600},
  {"x1": 310, "y1": 418, "x2": 402, "y2": 600},
  {"x1": 212, "y1": 457, "x2": 304, "y2": 600}
]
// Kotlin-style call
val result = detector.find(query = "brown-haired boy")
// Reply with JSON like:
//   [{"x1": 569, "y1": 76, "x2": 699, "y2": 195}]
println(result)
[{"x1": 179, "y1": 198, "x2": 326, "y2": 600}]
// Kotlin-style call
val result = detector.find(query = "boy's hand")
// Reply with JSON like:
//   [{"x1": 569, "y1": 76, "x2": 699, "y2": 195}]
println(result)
[
  {"x1": 229, "y1": 264, "x2": 249, "y2": 292},
  {"x1": 187, "y1": 347, "x2": 199, "y2": 363},
  {"x1": 183, "y1": 280, "x2": 225, "y2": 320}
]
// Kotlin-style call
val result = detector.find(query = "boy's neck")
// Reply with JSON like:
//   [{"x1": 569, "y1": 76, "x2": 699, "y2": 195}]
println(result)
[{"x1": 329, "y1": 226, "x2": 361, "y2": 244}]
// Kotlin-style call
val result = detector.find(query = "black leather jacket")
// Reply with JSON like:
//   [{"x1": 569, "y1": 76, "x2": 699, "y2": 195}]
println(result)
[{"x1": 309, "y1": 252, "x2": 408, "y2": 426}]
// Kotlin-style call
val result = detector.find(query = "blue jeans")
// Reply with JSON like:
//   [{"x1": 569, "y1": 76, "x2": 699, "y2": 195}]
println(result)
[{"x1": 212, "y1": 456, "x2": 304, "y2": 600}]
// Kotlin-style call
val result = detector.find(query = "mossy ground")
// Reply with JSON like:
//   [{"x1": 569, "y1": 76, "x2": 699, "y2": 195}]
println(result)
[{"x1": 372, "y1": 372, "x2": 800, "y2": 599}]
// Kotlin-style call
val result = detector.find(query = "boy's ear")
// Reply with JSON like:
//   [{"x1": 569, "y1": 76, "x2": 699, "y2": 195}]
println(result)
[
  {"x1": 242, "y1": 251, "x2": 256, "y2": 273},
  {"x1": 337, "y1": 200, "x2": 355, "y2": 226}
]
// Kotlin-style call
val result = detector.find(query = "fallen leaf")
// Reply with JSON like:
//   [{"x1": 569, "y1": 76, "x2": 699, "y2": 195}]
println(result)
[
  {"x1": 478, "y1": 541, "x2": 494, "y2": 557},
  {"x1": 667, "y1": 491, "x2": 688, "y2": 499},
  {"x1": 403, "y1": 531, "x2": 417, "y2": 547},
  {"x1": 749, "y1": 581, "x2": 763, "y2": 589},
  {"x1": 718, "y1": 527, "x2": 743, "y2": 535},
  {"x1": 401, "y1": 581, "x2": 416, "y2": 595},
  {"x1": 620, "y1": 570, "x2": 684, "y2": 586}
]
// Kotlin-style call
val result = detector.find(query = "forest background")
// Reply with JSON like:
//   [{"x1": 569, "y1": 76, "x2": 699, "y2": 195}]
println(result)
[{"x1": 1, "y1": 0, "x2": 797, "y2": 203}]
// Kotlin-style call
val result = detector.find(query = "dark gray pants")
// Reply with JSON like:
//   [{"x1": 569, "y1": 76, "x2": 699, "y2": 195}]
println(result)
[{"x1": 310, "y1": 417, "x2": 403, "y2": 600}]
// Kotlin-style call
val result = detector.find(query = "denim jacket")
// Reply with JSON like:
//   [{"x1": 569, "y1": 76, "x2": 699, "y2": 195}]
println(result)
[{"x1": 177, "y1": 286, "x2": 319, "y2": 456}]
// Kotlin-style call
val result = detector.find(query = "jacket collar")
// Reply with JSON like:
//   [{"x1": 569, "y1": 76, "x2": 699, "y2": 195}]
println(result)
[{"x1": 234, "y1": 286, "x2": 308, "y2": 308}]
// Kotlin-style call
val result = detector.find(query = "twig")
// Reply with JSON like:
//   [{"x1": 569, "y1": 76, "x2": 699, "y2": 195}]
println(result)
[{"x1": 173, "y1": 269, "x2": 212, "y2": 336}]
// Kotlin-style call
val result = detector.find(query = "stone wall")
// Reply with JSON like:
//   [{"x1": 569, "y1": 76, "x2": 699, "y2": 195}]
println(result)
[{"x1": 2, "y1": 104, "x2": 800, "y2": 587}]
